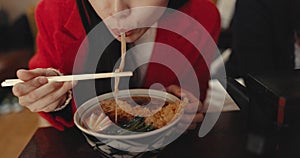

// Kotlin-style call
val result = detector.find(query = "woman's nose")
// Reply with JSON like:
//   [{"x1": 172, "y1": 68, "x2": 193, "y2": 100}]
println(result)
[{"x1": 113, "y1": 0, "x2": 130, "y2": 18}]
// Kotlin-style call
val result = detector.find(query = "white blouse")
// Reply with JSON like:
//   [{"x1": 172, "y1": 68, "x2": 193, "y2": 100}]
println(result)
[{"x1": 125, "y1": 23, "x2": 157, "y2": 86}]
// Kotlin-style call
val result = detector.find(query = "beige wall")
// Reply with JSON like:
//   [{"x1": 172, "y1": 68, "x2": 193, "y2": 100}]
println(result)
[{"x1": 1, "y1": 0, "x2": 40, "y2": 22}]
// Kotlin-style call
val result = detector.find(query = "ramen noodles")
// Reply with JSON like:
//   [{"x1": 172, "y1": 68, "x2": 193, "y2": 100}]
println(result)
[{"x1": 114, "y1": 33, "x2": 127, "y2": 123}]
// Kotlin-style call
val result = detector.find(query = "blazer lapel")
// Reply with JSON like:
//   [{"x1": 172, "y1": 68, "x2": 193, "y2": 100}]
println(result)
[{"x1": 62, "y1": 3, "x2": 85, "y2": 40}]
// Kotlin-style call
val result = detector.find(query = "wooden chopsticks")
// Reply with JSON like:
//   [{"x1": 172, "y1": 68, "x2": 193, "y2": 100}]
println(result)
[{"x1": 1, "y1": 71, "x2": 133, "y2": 87}]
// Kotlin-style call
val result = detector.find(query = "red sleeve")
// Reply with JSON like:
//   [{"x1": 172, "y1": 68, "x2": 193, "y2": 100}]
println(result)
[
  {"x1": 182, "y1": 0, "x2": 221, "y2": 43},
  {"x1": 38, "y1": 100, "x2": 76, "y2": 131},
  {"x1": 30, "y1": 1, "x2": 60, "y2": 70},
  {"x1": 29, "y1": 0, "x2": 84, "y2": 130},
  {"x1": 30, "y1": 0, "x2": 85, "y2": 73}
]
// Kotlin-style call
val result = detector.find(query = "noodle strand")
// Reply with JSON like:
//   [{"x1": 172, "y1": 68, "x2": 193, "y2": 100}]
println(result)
[{"x1": 114, "y1": 33, "x2": 127, "y2": 123}]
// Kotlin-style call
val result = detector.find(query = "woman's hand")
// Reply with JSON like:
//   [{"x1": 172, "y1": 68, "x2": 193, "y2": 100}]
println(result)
[
  {"x1": 12, "y1": 68, "x2": 75, "y2": 112},
  {"x1": 166, "y1": 85, "x2": 204, "y2": 130}
]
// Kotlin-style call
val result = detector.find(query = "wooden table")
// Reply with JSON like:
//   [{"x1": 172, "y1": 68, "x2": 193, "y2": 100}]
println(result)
[
  {"x1": 19, "y1": 110, "x2": 260, "y2": 158},
  {"x1": 19, "y1": 79, "x2": 260, "y2": 158}
]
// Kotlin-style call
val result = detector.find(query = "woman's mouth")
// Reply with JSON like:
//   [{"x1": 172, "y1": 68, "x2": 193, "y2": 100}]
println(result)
[{"x1": 111, "y1": 29, "x2": 134, "y2": 37}]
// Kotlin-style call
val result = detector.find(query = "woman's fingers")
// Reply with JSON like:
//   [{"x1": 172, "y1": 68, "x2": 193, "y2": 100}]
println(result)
[
  {"x1": 184, "y1": 100, "x2": 202, "y2": 114},
  {"x1": 28, "y1": 95, "x2": 66, "y2": 113},
  {"x1": 12, "y1": 68, "x2": 78, "y2": 113},
  {"x1": 12, "y1": 77, "x2": 48, "y2": 97},
  {"x1": 166, "y1": 84, "x2": 204, "y2": 130},
  {"x1": 16, "y1": 69, "x2": 40, "y2": 81},
  {"x1": 187, "y1": 123, "x2": 198, "y2": 130},
  {"x1": 166, "y1": 85, "x2": 202, "y2": 112},
  {"x1": 166, "y1": 85, "x2": 183, "y2": 97},
  {"x1": 177, "y1": 113, "x2": 204, "y2": 131},
  {"x1": 13, "y1": 68, "x2": 60, "y2": 97},
  {"x1": 166, "y1": 85, "x2": 197, "y2": 101},
  {"x1": 17, "y1": 68, "x2": 57, "y2": 81},
  {"x1": 25, "y1": 81, "x2": 73, "y2": 112},
  {"x1": 18, "y1": 81, "x2": 64, "y2": 106}
]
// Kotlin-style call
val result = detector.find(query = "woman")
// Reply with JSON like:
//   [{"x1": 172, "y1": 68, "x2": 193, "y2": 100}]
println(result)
[{"x1": 12, "y1": 0, "x2": 220, "y2": 131}]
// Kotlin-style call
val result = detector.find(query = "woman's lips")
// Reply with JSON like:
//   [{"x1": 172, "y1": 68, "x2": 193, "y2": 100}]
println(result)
[
  {"x1": 111, "y1": 29, "x2": 133, "y2": 37},
  {"x1": 124, "y1": 30, "x2": 133, "y2": 36}
]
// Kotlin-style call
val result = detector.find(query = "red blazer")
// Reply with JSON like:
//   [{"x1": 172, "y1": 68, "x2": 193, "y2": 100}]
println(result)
[{"x1": 30, "y1": 0, "x2": 220, "y2": 130}]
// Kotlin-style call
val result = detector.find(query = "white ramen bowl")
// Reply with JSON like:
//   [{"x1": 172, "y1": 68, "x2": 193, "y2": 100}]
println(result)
[{"x1": 74, "y1": 89, "x2": 184, "y2": 158}]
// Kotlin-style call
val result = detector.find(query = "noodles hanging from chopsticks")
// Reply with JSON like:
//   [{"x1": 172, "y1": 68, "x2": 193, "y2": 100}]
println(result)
[{"x1": 114, "y1": 33, "x2": 127, "y2": 123}]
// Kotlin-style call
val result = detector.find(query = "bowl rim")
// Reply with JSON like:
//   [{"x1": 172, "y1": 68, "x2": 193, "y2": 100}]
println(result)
[{"x1": 74, "y1": 89, "x2": 183, "y2": 140}]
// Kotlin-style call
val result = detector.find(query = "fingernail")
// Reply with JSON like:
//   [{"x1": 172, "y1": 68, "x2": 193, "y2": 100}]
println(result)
[
  {"x1": 55, "y1": 82, "x2": 64, "y2": 86},
  {"x1": 17, "y1": 69, "x2": 25, "y2": 77},
  {"x1": 17, "y1": 69, "x2": 26, "y2": 73},
  {"x1": 38, "y1": 77, "x2": 48, "y2": 84}
]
